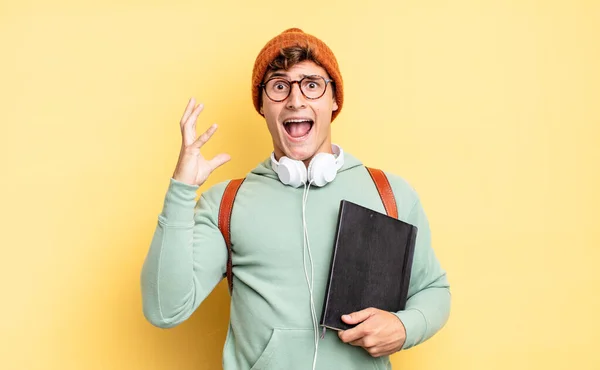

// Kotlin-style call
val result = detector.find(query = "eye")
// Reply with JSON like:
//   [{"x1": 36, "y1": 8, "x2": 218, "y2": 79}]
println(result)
[
  {"x1": 303, "y1": 78, "x2": 323, "y2": 90},
  {"x1": 270, "y1": 79, "x2": 289, "y2": 92}
]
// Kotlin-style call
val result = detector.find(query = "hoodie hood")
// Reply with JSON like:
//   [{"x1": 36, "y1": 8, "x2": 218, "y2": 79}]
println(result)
[{"x1": 250, "y1": 150, "x2": 364, "y2": 181}]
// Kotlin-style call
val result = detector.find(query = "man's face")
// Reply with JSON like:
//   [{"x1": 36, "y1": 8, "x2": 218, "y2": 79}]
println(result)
[{"x1": 261, "y1": 60, "x2": 338, "y2": 165}]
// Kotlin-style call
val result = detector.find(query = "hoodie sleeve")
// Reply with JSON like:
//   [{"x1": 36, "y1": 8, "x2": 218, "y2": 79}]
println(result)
[
  {"x1": 140, "y1": 177, "x2": 228, "y2": 328},
  {"x1": 393, "y1": 197, "x2": 451, "y2": 350}
]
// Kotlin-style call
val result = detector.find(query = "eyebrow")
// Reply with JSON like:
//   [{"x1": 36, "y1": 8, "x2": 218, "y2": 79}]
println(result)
[{"x1": 266, "y1": 72, "x2": 312, "y2": 80}]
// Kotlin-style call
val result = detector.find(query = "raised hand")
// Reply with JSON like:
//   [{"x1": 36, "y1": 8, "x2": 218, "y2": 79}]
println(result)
[{"x1": 172, "y1": 98, "x2": 231, "y2": 186}]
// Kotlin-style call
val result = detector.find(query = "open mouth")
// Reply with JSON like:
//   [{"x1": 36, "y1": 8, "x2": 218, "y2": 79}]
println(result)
[{"x1": 283, "y1": 118, "x2": 314, "y2": 139}]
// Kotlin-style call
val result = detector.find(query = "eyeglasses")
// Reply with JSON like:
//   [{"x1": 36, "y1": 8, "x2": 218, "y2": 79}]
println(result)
[{"x1": 259, "y1": 75, "x2": 334, "y2": 102}]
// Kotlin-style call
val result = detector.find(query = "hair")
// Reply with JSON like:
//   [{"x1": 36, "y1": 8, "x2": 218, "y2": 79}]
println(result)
[{"x1": 267, "y1": 45, "x2": 322, "y2": 73}]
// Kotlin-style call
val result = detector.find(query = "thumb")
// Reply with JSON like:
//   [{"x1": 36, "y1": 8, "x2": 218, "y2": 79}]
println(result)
[
  {"x1": 208, "y1": 153, "x2": 231, "y2": 171},
  {"x1": 341, "y1": 307, "x2": 376, "y2": 324}
]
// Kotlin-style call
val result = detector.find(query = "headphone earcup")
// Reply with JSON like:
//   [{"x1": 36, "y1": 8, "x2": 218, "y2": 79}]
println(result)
[
  {"x1": 308, "y1": 153, "x2": 337, "y2": 187},
  {"x1": 278, "y1": 157, "x2": 307, "y2": 188}
]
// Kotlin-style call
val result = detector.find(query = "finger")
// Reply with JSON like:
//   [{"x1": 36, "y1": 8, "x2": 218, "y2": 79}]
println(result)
[
  {"x1": 342, "y1": 307, "x2": 376, "y2": 325},
  {"x1": 192, "y1": 123, "x2": 218, "y2": 149},
  {"x1": 350, "y1": 336, "x2": 376, "y2": 348},
  {"x1": 180, "y1": 97, "x2": 196, "y2": 129},
  {"x1": 208, "y1": 153, "x2": 231, "y2": 171},
  {"x1": 338, "y1": 324, "x2": 367, "y2": 343},
  {"x1": 186, "y1": 102, "x2": 204, "y2": 129},
  {"x1": 366, "y1": 348, "x2": 385, "y2": 358},
  {"x1": 367, "y1": 344, "x2": 396, "y2": 358},
  {"x1": 183, "y1": 104, "x2": 205, "y2": 146},
  {"x1": 349, "y1": 338, "x2": 365, "y2": 347}
]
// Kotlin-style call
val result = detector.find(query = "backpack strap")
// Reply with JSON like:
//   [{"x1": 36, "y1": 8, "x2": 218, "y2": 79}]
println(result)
[
  {"x1": 365, "y1": 167, "x2": 398, "y2": 219},
  {"x1": 217, "y1": 167, "x2": 397, "y2": 293},
  {"x1": 218, "y1": 178, "x2": 245, "y2": 294}
]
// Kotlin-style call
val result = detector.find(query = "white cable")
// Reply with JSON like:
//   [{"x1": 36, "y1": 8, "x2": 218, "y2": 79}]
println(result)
[
  {"x1": 304, "y1": 182, "x2": 318, "y2": 340},
  {"x1": 302, "y1": 180, "x2": 319, "y2": 370},
  {"x1": 302, "y1": 183, "x2": 317, "y2": 368},
  {"x1": 301, "y1": 183, "x2": 314, "y2": 368}
]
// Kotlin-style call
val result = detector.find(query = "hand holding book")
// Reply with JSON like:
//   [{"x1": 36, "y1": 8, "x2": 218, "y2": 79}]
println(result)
[{"x1": 338, "y1": 307, "x2": 407, "y2": 357}]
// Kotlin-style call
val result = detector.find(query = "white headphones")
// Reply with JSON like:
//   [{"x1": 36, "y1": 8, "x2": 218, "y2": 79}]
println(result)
[{"x1": 270, "y1": 144, "x2": 345, "y2": 188}]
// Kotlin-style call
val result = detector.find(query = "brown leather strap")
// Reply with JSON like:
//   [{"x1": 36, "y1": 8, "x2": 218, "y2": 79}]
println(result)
[
  {"x1": 218, "y1": 178, "x2": 245, "y2": 294},
  {"x1": 366, "y1": 167, "x2": 398, "y2": 219}
]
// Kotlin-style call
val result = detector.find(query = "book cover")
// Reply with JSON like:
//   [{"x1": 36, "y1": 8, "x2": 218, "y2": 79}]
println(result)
[{"x1": 320, "y1": 200, "x2": 417, "y2": 331}]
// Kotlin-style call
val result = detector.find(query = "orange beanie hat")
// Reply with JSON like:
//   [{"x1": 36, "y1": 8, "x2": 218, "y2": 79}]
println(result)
[{"x1": 251, "y1": 28, "x2": 344, "y2": 121}]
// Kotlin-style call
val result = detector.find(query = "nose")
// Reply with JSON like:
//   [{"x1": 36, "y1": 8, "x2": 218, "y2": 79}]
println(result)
[{"x1": 286, "y1": 82, "x2": 306, "y2": 110}]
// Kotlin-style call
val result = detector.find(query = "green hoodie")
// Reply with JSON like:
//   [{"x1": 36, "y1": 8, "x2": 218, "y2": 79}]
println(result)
[{"x1": 141, "y1": 152, "x2": 451, "y2": 370}]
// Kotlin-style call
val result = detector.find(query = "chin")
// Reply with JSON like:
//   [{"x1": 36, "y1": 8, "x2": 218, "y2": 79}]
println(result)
[{"x1": 283, "y1": 145, "x2": 317, "y2": 162}]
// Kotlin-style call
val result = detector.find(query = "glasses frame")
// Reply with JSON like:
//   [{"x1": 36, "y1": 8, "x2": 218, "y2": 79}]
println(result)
[{"x1": 259, "y1": 74, "x2": 334, "y2": 102}]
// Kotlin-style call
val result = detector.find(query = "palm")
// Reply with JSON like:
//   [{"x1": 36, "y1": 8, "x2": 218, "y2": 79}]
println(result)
[{"x1": 172, "y1": 98, "x2": 231, "y2": 186}]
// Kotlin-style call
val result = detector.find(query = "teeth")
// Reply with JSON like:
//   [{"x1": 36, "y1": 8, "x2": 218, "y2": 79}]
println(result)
[{"x1": 284, "y1": 119, "x2": 312, "y2": 124}]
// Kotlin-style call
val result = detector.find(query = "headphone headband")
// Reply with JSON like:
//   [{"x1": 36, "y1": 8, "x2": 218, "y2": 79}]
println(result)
[{"x1": 270, "y1": 144, "x2": 345, "y2": 187}]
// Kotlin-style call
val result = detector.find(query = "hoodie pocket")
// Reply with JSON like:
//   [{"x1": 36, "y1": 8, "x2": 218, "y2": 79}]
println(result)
[
  {"x1": 250, "y1": 328, "x2": 314, "y2": 370},
  {"x1": 250, "y1": 328, "x2": 383, "y2": 370}
]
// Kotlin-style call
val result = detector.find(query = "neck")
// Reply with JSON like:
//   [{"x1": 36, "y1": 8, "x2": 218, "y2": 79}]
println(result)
[
  {"x1": 302, "y1": 146, "x2": 334, "y2": 168},
  {"x1": 273, "y1": 141, "x2": 334, "y2": 168}
]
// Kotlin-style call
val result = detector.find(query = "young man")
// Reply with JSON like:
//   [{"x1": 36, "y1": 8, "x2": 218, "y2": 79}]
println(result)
[{"x1": 141, "y1": 28, "x2": 451, "y2": 370}]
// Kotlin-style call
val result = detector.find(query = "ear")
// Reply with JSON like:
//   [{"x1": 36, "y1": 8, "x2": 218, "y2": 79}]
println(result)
[
  {"x1": 332, "y1": 95, "x2": 339, "y2": 112},
  {"x1": 258, "y1": 86, "x2": 265, "y2": 115}
]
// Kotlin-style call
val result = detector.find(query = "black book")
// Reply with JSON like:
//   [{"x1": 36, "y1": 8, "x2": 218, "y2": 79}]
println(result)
[{"x1": 320, "y1": 200, "x2": 417, "y2": 331}]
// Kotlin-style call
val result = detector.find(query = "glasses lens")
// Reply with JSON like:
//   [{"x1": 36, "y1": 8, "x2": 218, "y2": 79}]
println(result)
[
  {"x1": 265, "y1": 79, "x2": 290, "y2": 101},
  {"x1": 300, "y1": 76, "x2": 326, "y2": 99}
]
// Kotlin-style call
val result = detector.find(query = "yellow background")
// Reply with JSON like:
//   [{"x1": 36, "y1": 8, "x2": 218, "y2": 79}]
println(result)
[{"x1": 1, "y1": 0, "x2": 599, "y2": 369}]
